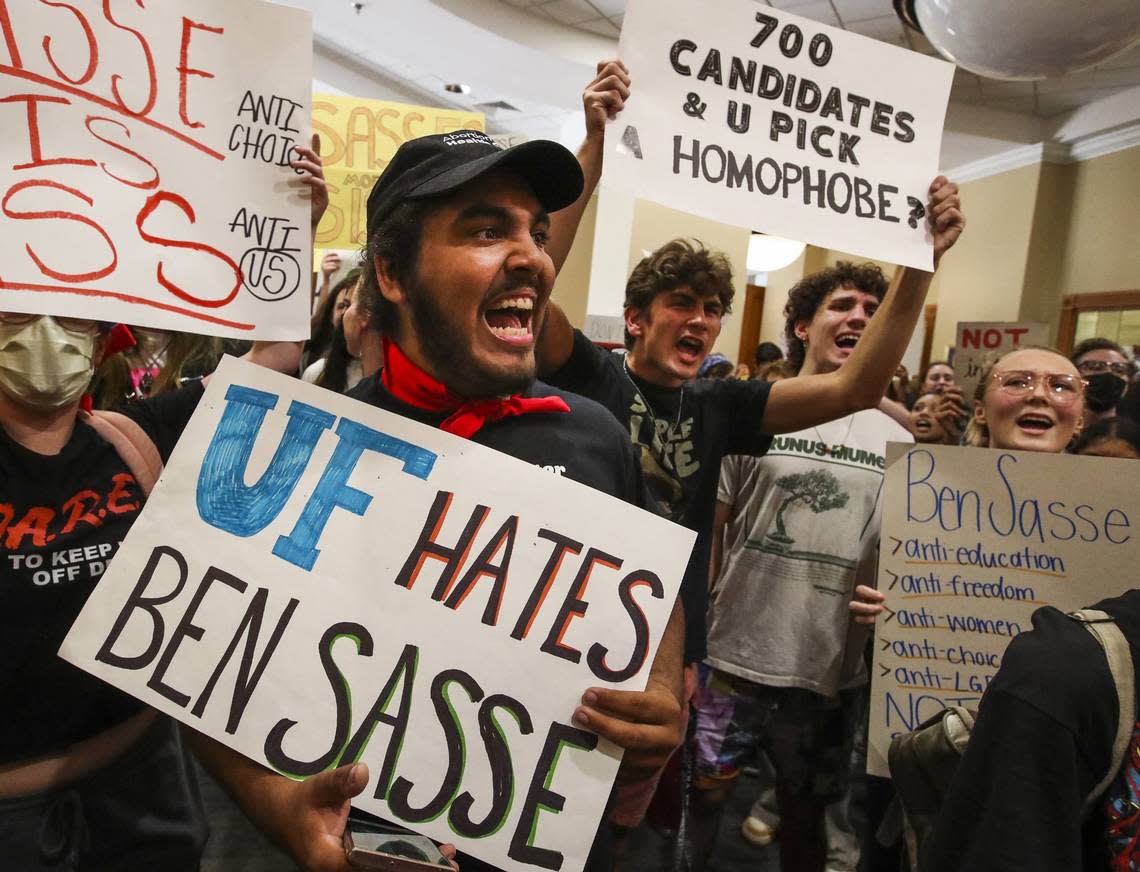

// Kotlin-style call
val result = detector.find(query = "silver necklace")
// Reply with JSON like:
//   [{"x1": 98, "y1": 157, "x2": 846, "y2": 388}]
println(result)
[
  {"x1": 623, "y1": 355, "x2": 684, "y2": 442},
  {"x1": 812, "y1": 412, "x2": 856, "y2": 457}
]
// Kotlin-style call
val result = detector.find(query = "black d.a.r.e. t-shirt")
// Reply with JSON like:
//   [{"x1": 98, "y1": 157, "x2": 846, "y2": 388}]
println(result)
[{"x1": 0, "y1": 383, "x2": 203, "y2": 762}]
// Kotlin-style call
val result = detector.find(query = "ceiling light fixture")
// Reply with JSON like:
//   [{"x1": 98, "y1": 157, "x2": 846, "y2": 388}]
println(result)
[
  {"x1": 894, "y1": 0, "x2": 1140, "y2": 80},
  {"x1": 747, "y1": 234, "x2": 805, "y2": 273},
  {"x1": 444, "y1": 83, "x2": 471, "y2": 95}
]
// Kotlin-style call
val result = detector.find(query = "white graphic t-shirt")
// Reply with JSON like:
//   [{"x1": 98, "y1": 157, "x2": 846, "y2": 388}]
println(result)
[{"x1": 706, "y1": 409, "x2": 912, "y2": 696}]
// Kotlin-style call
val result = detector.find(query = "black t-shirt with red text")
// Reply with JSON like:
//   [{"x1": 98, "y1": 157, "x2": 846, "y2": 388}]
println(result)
[{"x1": 0, "y1": 383, "x2": 202, "y2": 762}]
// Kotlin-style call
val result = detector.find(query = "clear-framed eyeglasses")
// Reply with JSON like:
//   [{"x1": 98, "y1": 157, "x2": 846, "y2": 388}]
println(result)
[
  {"x1": 0, "y1": 312, "x2": 100, "y2": 335},
  {"x1": 990, "y1": 369, "x2": 1086, "y2": 406},
  {"x1": 1076, "y1": 359, "x2": 1132, "y2": 377}
]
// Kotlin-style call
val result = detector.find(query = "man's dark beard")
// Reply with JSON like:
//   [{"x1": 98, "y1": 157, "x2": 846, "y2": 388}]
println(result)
[{"x1": 406, "y1": 275, "x2": 535, "y2": 399}]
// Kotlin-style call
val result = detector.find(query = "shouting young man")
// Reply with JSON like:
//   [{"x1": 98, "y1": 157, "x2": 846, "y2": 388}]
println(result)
[
  {"x1": 539, "y1": 62, "x2": 963, "y2": 675},
  {"x1": 696, "y1": 262, "x2": 915, "y2": 872},
  {"x1": 192, "y1": 130, "x2": 686, "y2": 872}
]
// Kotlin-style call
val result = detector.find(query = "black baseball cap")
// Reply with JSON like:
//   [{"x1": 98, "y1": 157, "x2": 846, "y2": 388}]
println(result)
[{"x1": 365, "y1": 130, "x2": 584, "y2": 235}]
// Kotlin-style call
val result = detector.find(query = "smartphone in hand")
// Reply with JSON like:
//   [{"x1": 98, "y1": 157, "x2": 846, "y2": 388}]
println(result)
[{"x1": 343, "y1": 818, "x2": 452, "y2": 870}]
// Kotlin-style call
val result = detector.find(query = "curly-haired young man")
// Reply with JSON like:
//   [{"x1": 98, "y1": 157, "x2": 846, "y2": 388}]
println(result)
[{"x1": 694, "y1": 261, "x2": 914, "y2": 872}]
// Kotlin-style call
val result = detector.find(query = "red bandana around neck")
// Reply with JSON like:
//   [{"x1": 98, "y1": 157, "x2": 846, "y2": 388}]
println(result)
[{"x1": 380, "y1": 338, "x2": 569, "y2": 438}]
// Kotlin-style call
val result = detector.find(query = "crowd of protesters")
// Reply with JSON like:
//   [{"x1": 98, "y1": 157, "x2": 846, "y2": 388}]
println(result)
[{"x1": 2, "y1": 35, "x2": 1139, "y2": 872}]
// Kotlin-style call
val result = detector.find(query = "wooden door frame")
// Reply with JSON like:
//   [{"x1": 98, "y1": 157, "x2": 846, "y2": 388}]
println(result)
[
  {"x1": 920, "y1": 303, "x2": 937, "y2": 374},
  {"x1": 1056, "y1": 289, "x2": 1140, "y2": 353},
  {"x1": 737, "y1": 283, "x2": 767, "y2": 365}
]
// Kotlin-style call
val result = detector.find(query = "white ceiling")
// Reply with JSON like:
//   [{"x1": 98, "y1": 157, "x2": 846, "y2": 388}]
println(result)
[
  {"x1": 501, "y1": 0, "x2": 1140, "y2": 118},
  {"x1": 291, "y1": 0, "x2": 1140, "y2": 171}
]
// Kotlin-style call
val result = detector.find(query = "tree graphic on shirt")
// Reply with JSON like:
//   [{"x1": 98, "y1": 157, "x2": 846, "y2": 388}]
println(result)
[{"x1": 771, "y1": 469, "x2": 849, "y2": 541}]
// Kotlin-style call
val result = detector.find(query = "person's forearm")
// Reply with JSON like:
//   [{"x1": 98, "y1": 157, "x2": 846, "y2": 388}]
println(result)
[
  {"x1": 535, "y1": 300, "x2": 575, "y2": 378},
  {"x1": 246, "y1": 340, "x2": 304, "y2": 374},
  {"x1": 188, "y1": 729, "x2": 299, "y2": 854},
  {"x1": 838, "y1": 266, "x2": 932, "y2": 411},
  {"x1": 879, "y1": 396, "x2": 911, "y2": 429},
  {"x1": 649, "y1": 600, "x2": 685, "y2": 700},
  {"x1": 546, "y1": 132, "x2": 604, "y2": 273},
  {"x1": 709, "y1": 500, "x2": 731, "y2": 593}
]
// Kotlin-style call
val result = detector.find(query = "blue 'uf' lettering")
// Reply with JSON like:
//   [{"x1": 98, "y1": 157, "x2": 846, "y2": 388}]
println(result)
[
  {"x1": 197, "y1": 385, "x2": 335, "y2": 537},
  {"x1": 273, "y1": 417, "x2": 438, "y2": 571}
]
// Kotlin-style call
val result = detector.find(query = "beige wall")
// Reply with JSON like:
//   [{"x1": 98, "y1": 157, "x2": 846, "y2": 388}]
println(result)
[
  {"x1": 1019, "y1": 162, "x2": 1076, "y2": 336},
  {"x1": 925, "y1": 163, "x2": 1042, "y2": 356},
  {"x1": 1055, "y1": 146, "x2": 1140, "y2": 296},
  {"x1": 550, "y1": 192, "x2": 597, "y2": 328}
]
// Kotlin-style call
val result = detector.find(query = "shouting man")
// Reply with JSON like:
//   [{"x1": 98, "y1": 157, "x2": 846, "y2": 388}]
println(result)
[{"x1": 193, "y1": 130, "x2": 686, "y2": 872}]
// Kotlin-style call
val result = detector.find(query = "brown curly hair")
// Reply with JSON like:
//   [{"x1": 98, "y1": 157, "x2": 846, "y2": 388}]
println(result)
[
  {"x1": 623, "y1": 239, "x2": 734, "y2": 349},
  {"x1": 782, "y1": 261, "x2": 889, "y2": 372}
]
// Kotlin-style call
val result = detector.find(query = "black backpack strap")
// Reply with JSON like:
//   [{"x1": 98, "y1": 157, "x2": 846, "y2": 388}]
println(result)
[{"x1": 1070, "y1": 609, "x2": 1135, "y2": 812}]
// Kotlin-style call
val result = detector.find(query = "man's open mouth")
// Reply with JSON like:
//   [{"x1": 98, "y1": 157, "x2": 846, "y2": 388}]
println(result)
[
  {"x1": 1016, "y1": 413, "x2": 1054, "y2": 433},
  {"x1": 677, "y1": 336, "x2": 704, "y2": 362},
  {"x1": 484, "y1": 295, "x2": 534, "y2": 342},
  {"x1": 836, "y1": 332, "x2": 860, "y2": 350}
]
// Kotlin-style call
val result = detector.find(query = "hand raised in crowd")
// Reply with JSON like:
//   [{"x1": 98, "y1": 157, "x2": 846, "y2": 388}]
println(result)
[
  {"x1": 928, "y1": 175, "x2": 964, "y2": 267},
  {"x1": 574, "y1": 679, "x2": 684, "y2": 782},
  {"x1": 849, "y1": 583, "x2": 887, "y2": 626},
  {"x1": 934, "y1": 385, "x2": 969, "y2": 438},
  {"x1": 291, "y1": 132, "x2": 330, "y2": 232},
  {"x1": 320, "y1": 251, "x2": 342, "y2": 281},
  {"x1": 583, "y1": 59, "x2": 630, "y2": 139}
]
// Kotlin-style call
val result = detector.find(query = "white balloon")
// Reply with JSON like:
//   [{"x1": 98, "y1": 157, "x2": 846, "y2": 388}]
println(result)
[{"x1": 913, "y1": 0, "x2": 1140, "y2": 80}]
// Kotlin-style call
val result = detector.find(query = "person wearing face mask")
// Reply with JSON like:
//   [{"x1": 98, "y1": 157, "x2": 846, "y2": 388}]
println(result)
[
  {"x1": 0, "y1": 140, "x2": 325, "y2": 870},
  {"x1": 1073, "y1": 337, "x2": 1133, "y2": 429},
  {"x1": 0, "y1": 313, "x2": 102, "y2": 408},
  {"x1": 0, "y1": 313, "x2": 218, "y2": 870}
]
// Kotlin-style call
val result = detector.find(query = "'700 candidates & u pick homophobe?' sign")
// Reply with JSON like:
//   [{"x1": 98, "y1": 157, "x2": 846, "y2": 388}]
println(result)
[
  {"x1": 61, "y1": 357, "x2": 695, "y2": 872},
  {"x1": 0, "y1": 1, "x2": 312, "y2": 339},
  {"x1": 608, "y1": 0, "x2": 954, "y2": 270}
]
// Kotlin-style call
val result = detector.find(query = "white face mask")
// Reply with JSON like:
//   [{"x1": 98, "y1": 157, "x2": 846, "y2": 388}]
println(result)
[{"x1": 0, "y1": 316, "x2": 97, "y2": 409}]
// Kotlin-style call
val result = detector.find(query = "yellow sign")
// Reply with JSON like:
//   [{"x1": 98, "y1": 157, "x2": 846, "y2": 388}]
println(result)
[{"x1": 312, "y1": 93, "x2": 484, "y2": 249}]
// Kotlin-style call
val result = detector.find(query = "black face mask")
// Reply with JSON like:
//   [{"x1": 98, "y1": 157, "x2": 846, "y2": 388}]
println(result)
[{"x1": 1084, "y1": 372, "x2": 1127, "y2": 413}]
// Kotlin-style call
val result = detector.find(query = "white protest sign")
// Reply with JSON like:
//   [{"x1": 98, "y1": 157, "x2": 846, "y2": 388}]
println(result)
[
  {"x1": 952, "y1": 321, "x2": 1051, "y2": 404},
  {"x1": 61, "y1": 357, "x2": 693, "y2": 872},
  {"x1": 868, "y1": 443, "x2": 1138, "y2": 777},
  {"x1": 607, "y1": 0, "x2": 954, "y2": 270},
  {"x1": 0, "y1": 1, "x2": 312, "y2": 339}
]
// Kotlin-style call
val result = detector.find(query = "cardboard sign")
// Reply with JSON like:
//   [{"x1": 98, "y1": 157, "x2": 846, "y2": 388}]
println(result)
[
  {"x1": 867, "y1": 443, "x2": 1138, "y2": 777},
  {"x1": 0, "y1": 2, "x2": 312, "y2": 339},
  {"x1": 313, "y1": 93, "x2": 484, "y2": 249},
  {"x1": 61, "y1": 357, "x2": 693, "y2": 872},
  {"x1": 952, "y1": 321, "x2": 1050, "y2": 404},
  {"x1": 607, "y1": 0, "x2": 954, "y2": 270}
]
